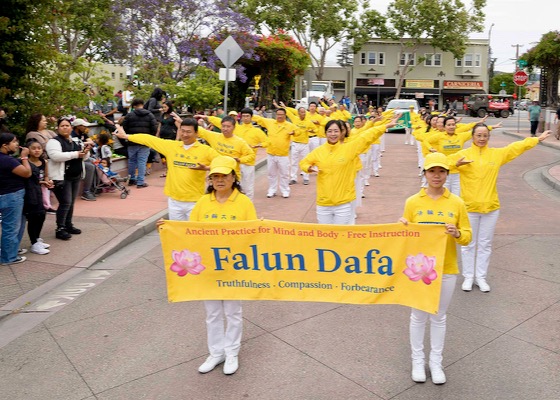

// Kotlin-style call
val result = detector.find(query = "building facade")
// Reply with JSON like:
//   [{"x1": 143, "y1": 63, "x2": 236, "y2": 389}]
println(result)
[{"x1": 352, "y1": 38, "x2": 490, "y2": 110}]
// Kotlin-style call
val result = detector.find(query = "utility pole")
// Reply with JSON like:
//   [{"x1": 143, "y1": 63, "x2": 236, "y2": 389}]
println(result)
[
  {"x1": 512, "y1": 44, "x2": 524, "y2": 133},
  {"x1": 487, "y1": 23, "x2": 495, "y2": 93}
]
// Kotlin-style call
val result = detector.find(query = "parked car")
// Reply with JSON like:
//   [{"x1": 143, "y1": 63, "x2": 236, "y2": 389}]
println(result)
[
  {"x1": 466, "y1": 94, "x2": 514, "y2": 118},
  {"x1": 385, "y1": 99, "x2": 419, "y2": 132},
  {"x1": 514, "y1": 100, "x2": 530, "y2": 111}
]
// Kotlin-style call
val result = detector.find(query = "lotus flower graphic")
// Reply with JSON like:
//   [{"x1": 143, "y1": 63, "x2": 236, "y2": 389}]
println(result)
[
  {"x1": 170, "y1": 249, "x2": 205, "y2": 277},
  {"x1": 403, "y1": 253, "x2": 437, "y2": 285}
]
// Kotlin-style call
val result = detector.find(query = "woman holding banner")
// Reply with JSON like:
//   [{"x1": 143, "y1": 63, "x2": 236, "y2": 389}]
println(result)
[
  {"x1": 190, "y1": 155, "x2": 257, "y2": 376},
  {"x1": 399, "y1": 152, "x2": 472, "y2": 384}
]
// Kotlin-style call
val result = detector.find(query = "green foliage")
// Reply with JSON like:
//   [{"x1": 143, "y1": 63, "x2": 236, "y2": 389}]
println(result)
[
  {"x1": 489, "y1": 74, "x2": 525, "y2": 97},
  {"x1": 385, "y1": 0, "x2": 487, "y2": 97},
  {"x1": 236, "y1": 0, "x2": 385, "y2": 80},
  {"x1": 521, "y1": 31, "x2": 560, "y2": 106}
]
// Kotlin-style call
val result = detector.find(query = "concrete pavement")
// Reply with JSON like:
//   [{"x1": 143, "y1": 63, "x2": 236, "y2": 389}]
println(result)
[{"x1": 1, "y1": 127, "x2": 559, "y2": 399}]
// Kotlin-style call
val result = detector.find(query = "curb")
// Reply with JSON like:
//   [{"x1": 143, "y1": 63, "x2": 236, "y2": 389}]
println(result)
[{"x1": 0, "y1": 157, "x2": 269, "y2": 322}]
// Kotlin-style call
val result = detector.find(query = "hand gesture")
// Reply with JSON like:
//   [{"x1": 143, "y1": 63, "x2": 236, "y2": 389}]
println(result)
[
  {"x1": 538, "y1": 130, "x2": 551, "y2": 142},
  {"x1": 456, "y1": 156, "x2": 473, "y2": 167}
]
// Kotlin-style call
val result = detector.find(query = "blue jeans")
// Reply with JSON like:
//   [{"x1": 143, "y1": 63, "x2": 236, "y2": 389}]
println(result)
[
  {"x1": 0, "y1": 189, "x2": 25, "y2": 263},
  {"x1": 127, "y1": 144, "x2": 150, "y2": 185}
]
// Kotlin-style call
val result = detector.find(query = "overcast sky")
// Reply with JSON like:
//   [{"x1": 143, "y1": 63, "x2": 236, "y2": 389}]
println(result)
[{"x1": 325, "y1": 0, "x2": 558, "y2": 72}]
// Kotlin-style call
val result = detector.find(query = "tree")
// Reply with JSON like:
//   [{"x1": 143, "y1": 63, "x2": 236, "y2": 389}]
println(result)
[
  {"x1": 337, "y1": 40, "x2": 353, "y2": 68},
  {"x1": 113, "y1": 0, "x2": 257, "y2": 83},
  {"x1": 489, "y1": 73, "x2": 525, "y2": 97},
  {"x1": 385, "y1": 0, "x2": 486, "y2": 98},
  {"x1": 236, "y1": 0, "x2": 385, "y2": 80},
  {"x1": 521, "y1": 31, "x2": 560, "y2": 107}
]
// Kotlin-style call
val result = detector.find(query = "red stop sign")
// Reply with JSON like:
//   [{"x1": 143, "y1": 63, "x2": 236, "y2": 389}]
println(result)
[{"x1": 513, "y1": 71, "x2": 528, "y2": 86}]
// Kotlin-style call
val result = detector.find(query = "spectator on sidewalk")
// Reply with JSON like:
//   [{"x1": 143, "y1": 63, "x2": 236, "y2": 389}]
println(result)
[
  {"x1": 449, "y1": 125, "x2": 551, "y2": 293},
  {"x1": 23, "y1": 139, "x2": 52, "y2": 255},
  {"x1": 122, "y1": 98, "x2": 158, "y2": 188},
  {"x1": 554, "y1": 106, "x2": 560, "y2": 140},
  {"x1": 71, "y1": 118, "x2": 97, "y2": 201},
  {"x1": 46, "y1": 117, "x2": 92, "y2": 240},
  {"x1": 528, "y1": 101, "x2": 541, "y2": 137},
  {"x1": 25, "y1": 113, "x2": 57, "y2": 212},
  {"x1": 115, "y1": 117, "x2": 219, "y2": 221},
  {"x1": 0, "y1": 132, "x2": 31, "y2": 265}
]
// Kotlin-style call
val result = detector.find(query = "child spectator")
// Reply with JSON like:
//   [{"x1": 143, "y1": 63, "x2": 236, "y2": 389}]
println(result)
[{"x1": 24, "y1": 139, "x2": 52, "y2": 254}]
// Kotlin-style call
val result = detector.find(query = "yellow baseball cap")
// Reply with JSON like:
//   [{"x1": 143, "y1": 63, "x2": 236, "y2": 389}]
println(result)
[
  {"x1": 423, "y1": 152, "x2": 449, "y2": 170},
  {"x1": 209, "y1": 156, "x2": 237, "y2": 175}
]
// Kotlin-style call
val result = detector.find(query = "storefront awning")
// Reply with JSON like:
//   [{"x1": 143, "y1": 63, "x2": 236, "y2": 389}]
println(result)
[
  {"x1": 354, "y1": 87, "x2": 397, "y2": 95},
  {"x1": 400, "y1": 89, "x2": 441, "y2": 96},
  {"x1": 441, "y1": 89, "x2": 486, "y2": 95}
]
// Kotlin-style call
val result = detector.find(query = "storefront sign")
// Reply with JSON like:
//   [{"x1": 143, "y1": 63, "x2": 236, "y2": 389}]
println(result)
[
  {"x1": 405, "y1": 80, "x2": 434, "y2": 89},
  {"x1": 443, "y1": 81, "x2": 484, "y2": 90}
]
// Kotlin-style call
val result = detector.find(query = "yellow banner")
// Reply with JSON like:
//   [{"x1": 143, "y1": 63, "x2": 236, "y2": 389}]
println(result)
[{"x1": 159, "y1": 220, "x2": 448, "y2": 314}]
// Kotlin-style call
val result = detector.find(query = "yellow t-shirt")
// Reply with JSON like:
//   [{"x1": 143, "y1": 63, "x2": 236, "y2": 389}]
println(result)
[
  {"x1": 197, "y1": 128, "x2": 255, "y2": 176},
  {"x1": 252, "y1": 115, "x2": 297, "y2": 156},
  {"x1": 190, "y1": 189, "x2": 257, "y2": 222},
  {"x1": 402, "y1": 188, "x2": 472, "y2": 274},
  {"x1": 127, "y1": 134, "x2": 219, "y2": 202}
]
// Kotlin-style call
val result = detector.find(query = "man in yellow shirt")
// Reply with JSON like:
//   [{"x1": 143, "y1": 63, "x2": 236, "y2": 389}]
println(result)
[
  {"x1": 277, "y1": 102, "x2": 317, "y2": 185},
  {"x1": 252, "y1": 109, "x2": 296, "y2": 198},
  {"x1": 195, "y1": 116, "x2": 255, "y2": 181},
  {"x1": 115, "y1": 118, "x2": 219, "y2": 221}
]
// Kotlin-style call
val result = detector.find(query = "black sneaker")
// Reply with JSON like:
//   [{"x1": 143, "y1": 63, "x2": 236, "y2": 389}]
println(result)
[
  {"x1": 46, "y1": 208, "x2": 57, "y2": 215},
  {"x1": 137, "y1": 183, "x2": 149, "y2": 188},
  {"x1": 128, "y1": 180, "x2": 137, "y2": 186},
  {"x1": 81, "y1": 191, "x2": 96, "y2": 201},
  {"x1": 66, "y1": 226, "x2": 82, "y2": 235},
  {"x1": 56, "y1": 228, "x2": 72, "y2": 240}
]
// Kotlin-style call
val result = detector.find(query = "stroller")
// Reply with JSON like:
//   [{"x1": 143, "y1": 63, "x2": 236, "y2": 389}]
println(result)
[{"x1": 93, "y1": 160, "x2": 130, "y2": 199}]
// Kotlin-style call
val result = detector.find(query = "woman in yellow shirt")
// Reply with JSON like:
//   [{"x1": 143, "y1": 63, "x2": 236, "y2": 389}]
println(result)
[
  {"x1": 399, "y1": 152, "x2": 472, "y2": 385},
  {"x1": 190, "y1": 156, "x2": 257, "y2": 376},
  {"x1": 449, "y1": 125, "x2": 551, "y2": 292}
]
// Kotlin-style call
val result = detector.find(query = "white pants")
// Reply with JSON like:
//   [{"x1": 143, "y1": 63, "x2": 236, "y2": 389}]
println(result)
[
  {"x1": 444, "y1": 173, "x2": 461, "y2": 197},
  {"x1": 290, "y1": 142, "x2": 309, "y2": 181},
  {"x1": 380, "y1": 134, "x2": 386, "y2": 152},
  {"x1": 240, "y1": 164, "x2": 255, "y2": 201},
  {"x1": 371, "y1": 144, "x2": 381, "y2": 175},
  {"x1": 417, "y1": 142, "x2": 424, "y2": 169},
  {"x1": 317, "y1": 202, "x2": 354, "y2": 225},
  {"x1": 168, "y1": 198, "x2": 196, "y2": 221},
  {"x1": 267, "y1": 155, "x2": 290, "y2": 197},
  {"x1": 405, "y1": 128, "x2": 412, "y2": 144},
  {"x1": 308, "y1": 136, "x2": 320, "y2": 153},
  {"x1": 204, "y1": 300, "x2": 242, "y2": 357},
  {"x1": 410, "y1": 274, "x2": 457, "y2": 366},
  {"x1": 461, "y1": 210, "x2": 500, "y2": 280}
]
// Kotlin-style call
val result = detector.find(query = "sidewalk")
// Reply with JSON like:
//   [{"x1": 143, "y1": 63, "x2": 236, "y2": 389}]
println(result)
[{"x1": 1, "y1": 130, "x2": 559, "y2": 400}]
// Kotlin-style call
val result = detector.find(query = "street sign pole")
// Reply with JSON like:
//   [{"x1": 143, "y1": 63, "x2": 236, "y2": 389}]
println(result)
[{"x1": 224, "y1": 50, "x2": 230, "y2": 114}]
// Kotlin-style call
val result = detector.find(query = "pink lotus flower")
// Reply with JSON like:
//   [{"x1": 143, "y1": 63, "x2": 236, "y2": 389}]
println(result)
[
  {"x1": 403, "y1": 253, "x2": 438, "y2": 285},
  {"x1": 170, "y1": 249, "x2": 205, "y2": 277}
]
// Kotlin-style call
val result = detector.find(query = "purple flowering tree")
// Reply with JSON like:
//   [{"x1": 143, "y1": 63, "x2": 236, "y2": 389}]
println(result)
[{"x1": 113, "y1": 0, "x2": 258, "y2": 83}]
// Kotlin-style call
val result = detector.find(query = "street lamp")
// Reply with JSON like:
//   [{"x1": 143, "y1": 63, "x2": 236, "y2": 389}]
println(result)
[{"x1": 487, "y1": 23, "x2": 495, "y2": 92}]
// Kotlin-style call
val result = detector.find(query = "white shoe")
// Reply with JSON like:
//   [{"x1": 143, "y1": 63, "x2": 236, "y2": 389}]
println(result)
[
  {"x1": 462, "y1": 278, "x2": 474, "y2": 291},
  {"x1": 412, "y1": 361, "x2": 426, "y2": 383},
  {"x1": 475, "y1": 278, "x2": 491, "y2": 292},
  {"x1": 374, "y1": 172, "x2": 380, "y2": 177},
  {"x1": 364, "y1": 180, "x2": 370, "y2": 186},
  {"x1": 223, "y1": 355, "x2": 239, "y2": 375},
  {"x1": 404, "y1": 142, "x2": 409, "y2": 145},
  {"x1": 37, "y1": 238, "x2": 51, "y2": 249},
  {"x1": 379, "y1": 165, "x2": 382, "y2": 169},
  {"x1": 198, "y1": 355, "x2": 225, "y2": 373},
  {"x1": 30, "y1": 242, "x2": 50, "y2": 255},
  {"x1": 430, "y1": 363, "x2": 446, "y2": 384}
]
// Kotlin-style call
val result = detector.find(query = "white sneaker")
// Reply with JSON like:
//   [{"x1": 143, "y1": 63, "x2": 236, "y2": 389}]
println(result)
[
  {"x1": 198, "y1": 355, "x2": 225, "y2": 373},
  {"x1": 37, "y1": 238, "x2": 51, "y2": 249},
  {"x1": 429, "y1": 363, "x2": 446, "y2": 384},
  {"x1": 412, "y1": 361, "x2": 426, "y2": 383},
  {"x1": 30, "y1": 242, "x2": 50, "y2": 255},
  {"x1": 364, "y1": 180, "x2": 370, "y2": 186},
  {"x1": 462, "y1": 278, "x2": 474, "y2": 291},
  {"x1": 223, "y1": 355, "x2": 239, "y2": 375},
  {"x1": 475, "y1": 278, "x2": 491, "y2": 292},
  {"x1": 374, "y1": 172, "x2": 380, "y2": 177}
]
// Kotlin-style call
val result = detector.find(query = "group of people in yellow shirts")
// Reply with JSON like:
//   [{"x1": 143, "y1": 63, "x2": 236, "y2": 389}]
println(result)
[{"x1": 114, "y1": 101, "x2": 551, "y2": 383}]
